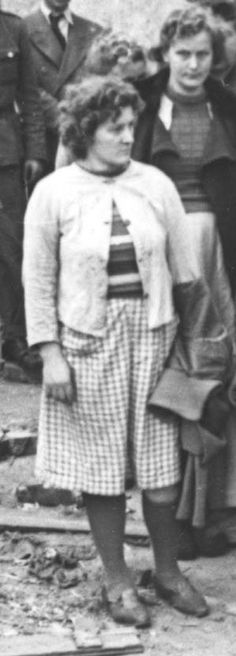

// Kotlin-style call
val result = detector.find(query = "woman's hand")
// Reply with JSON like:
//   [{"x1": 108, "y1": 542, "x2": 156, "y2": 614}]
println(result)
[{"x1": 40, "y1": 342, "x2": 75, "y2": 404}]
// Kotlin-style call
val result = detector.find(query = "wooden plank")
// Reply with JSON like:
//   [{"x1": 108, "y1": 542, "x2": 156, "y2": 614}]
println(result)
[
  {"x1": 0, "y1": 634, "x2": 77, "y2": 656},
  {"x1": 0, "y1": 506, "x2": 236, "y2": 544},
  {"x1": 0, "y1": 507, "x2": 148, "y2": 537},
  {"x1": 0, "y1": 431, "x2": 36, "y2": 458},
  {"x1": 74, "y1": 629, "x2": 143, "y2": 654},
  {"x1": 0, "y1": 506, "x2": 235, "y2": 544},
  {"x1": 0, "y1": 633, "x2": 144, "y2": 656}
]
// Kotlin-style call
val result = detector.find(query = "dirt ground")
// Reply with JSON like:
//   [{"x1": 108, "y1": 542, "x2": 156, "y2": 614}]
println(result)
[{"x1": 1, "y1": 381, "x2": 236, "y2": 655}]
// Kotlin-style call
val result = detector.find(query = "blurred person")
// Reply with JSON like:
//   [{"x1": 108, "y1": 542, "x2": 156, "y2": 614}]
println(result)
[
  {"x1": 84, "y1": 31, "x2": 159, "y2": 81},
  {"x1": 187, "y1": 0, "x2": 236, "y2": 86},
  {"x1": 23, "y1": 76, "x2": 216, "y2": 625},
  {"x1": 134, "y1": 4, "x2": 236, "y2": 557},
  {"x1": 24, "y1": 0, "x2": 101, "y2": 170},
  {"x1": 0, "y1": 8, "x2": 46, "y2": 375}
]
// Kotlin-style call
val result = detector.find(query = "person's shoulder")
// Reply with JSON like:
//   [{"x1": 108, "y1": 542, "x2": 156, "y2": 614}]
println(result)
[
  {"x1": 0, "y1": 10, "x2": 29, "y2": 42},
  {"x1": 130, "y1": 159, "x2": 176, "y2": 190},
  {"x1": 207, "y1": 76, "x2": 236, "y2": 114},
  {"x1": 0, "y1": 10, "x2": 22, "y2": 29},
  {"x1": 136, "y1": 67, "x2": 169, "y2": 106},
  {"x1": 35, "y1": 164, "x2": 80, "y2": 193},
  {"x1": 23, "y1": 8, "x2": 43, "y2": 30},
  {"x1": 0, "y1": 10, "x2": 21, "y2": 22},
  {"x1": 71, "y1": 13, "x2": 102, "y2": 35}
]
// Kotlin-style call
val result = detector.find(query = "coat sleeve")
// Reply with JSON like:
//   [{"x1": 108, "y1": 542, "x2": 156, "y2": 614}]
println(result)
[
  {"x1": 162, "y1": 177, "x2": 200, "y2": 284},
  {"x1": 23, "y1": 179, "x2": 60, "y2": 346},
  {"x1": 17, "y1": 20, "x2": 47, "y2": 162}
]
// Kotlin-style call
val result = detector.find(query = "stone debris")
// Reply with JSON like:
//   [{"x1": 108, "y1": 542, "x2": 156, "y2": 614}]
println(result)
[
  {"x1": 0, "y1": 532, "x2": 96, "y2": 589},
  {"x1": 16, "y1": 484, "x2": 82, "y2": 508}
]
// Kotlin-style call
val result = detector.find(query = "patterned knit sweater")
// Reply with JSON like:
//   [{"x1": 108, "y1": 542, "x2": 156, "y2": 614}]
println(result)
[{"x1": 167, "y1": 88, "x2": 212, "y2": 213}]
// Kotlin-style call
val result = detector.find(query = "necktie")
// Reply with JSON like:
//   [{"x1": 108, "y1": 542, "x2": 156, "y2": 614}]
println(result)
[{"x1": 49, "y1": 13, "x2": 66, "y2": 50}]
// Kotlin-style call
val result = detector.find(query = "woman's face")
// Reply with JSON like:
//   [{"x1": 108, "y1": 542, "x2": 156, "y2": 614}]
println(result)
[
  {"x1": 164, "y1": 30, "x2": 213, "y2": 96},
  {"x1": 86, "y1": 106, "x2": 135, "y2": 172}
]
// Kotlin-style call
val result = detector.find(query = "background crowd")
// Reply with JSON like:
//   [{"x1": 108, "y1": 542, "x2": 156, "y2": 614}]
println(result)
[{"x1": 2, "y1": 0, "x2": 236, "y2": 628}]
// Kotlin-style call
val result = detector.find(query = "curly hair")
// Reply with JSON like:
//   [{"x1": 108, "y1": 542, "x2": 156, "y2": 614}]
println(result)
[
  {"x1": 58, "y1": 76, "x2": 142, "y2": 159},
  {"x1": 84, "y1": 31, "x2": 147, "y2": 77},
  {"x1": 160, "y1": 4, "x2": 231, "y2": 69}
]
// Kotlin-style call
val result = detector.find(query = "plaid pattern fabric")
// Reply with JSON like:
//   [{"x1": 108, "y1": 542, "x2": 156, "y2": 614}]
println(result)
[{"x1": 36, "y1": 298, "x2": 180, "y2": 494}]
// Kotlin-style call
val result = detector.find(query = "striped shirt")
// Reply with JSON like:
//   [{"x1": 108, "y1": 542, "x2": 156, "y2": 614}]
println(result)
[{"x1": 107, "y1": 202, "x2": 143, "y2": 297}]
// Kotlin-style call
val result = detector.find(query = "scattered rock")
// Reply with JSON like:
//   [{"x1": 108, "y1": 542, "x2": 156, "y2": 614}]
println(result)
[{"x1": 16, "y1": 484, "x2": 82, "y2": 508}]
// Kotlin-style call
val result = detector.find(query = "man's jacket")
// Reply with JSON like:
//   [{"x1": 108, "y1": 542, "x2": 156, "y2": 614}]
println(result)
[
  {"x1": 24, "y1": 9, "x2": 101, "y2": 164},
  {"x1": 0, "y1": 11, "x2": 46, "y2": 166}
]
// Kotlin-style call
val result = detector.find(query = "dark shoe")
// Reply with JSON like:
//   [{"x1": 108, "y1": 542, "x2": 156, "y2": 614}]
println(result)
[
  {"x1": 154, "y1": 575, "x2": 209, "y2": 617},
  {"x1": 3, "y1": 338, "x2": 42, "y2": 379},
  {"x1": 102, "y1": 585, "x2": 151, "y2": 627},
  {"x1": 193, "y1": 528, "x2": 229, "y2": 557}
]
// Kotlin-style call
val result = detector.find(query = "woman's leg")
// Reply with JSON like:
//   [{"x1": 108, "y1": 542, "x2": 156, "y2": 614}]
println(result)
[
  {"x1": 83, "y1": 493, "x2": 131, "y2": 589},
  {"x1": 83, "y1": 492, "x2": 150, "y2": 627},
  {"x1": 142, "y1": 484, "x2": 209, "y2": 616},
  {"x1": 142, "y1": 484, "x2": 183, "y2": 584}
]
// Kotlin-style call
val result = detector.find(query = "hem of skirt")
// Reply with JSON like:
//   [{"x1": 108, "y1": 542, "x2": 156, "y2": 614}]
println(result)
[{"x1": 35, "y1": 467, "x2": 181, "y2": 495}]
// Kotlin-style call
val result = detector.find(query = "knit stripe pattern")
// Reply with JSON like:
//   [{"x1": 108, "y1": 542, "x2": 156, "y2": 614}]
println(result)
[{"x1": 107, "y1": 202, "x2": 143, "y2": 297}]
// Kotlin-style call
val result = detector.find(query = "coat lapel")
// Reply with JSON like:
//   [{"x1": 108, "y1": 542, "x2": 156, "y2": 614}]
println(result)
[
  {"x1": 150, "y1": 113, "x2": 178, "y2": 159},
  {"x1": 56, "y1": 16, "x2": 98, "y2": 91},
  {"x1": 151, "y1": 108, "x2": 236, "y2": 165},
  {"x1": 28, "y1": 10, "x2": 63, "y2": 68}
]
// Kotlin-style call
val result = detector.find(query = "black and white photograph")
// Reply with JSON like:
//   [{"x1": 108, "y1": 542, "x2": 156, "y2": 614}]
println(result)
[{"x1": 0, "y1": 1, "x2": 236, "y2": 654}]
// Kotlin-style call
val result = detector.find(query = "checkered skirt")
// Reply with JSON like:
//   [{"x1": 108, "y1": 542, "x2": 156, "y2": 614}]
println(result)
[{"x1": 36, "y1": 298, "x2": 180, "y2": 494}]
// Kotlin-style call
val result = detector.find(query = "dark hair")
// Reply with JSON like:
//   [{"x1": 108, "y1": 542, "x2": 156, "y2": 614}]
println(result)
[
  {"x1": 188, "y1": 1, "x2": 236, "y2": 22},
  {"x1": 59, "y1": 76, "x2": 142, "y2": 159},
  {"x1": 160, "y1": 5, "x2": 230, "y2": 69}
]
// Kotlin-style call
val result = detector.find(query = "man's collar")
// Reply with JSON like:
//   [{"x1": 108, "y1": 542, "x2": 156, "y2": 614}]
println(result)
[{"x1": 40, "y1": 1, "x2": 73, "y2": 23}]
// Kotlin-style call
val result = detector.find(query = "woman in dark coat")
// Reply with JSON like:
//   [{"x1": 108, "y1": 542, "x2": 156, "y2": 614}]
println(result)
[{"x1": 134, "y1": 4, "x2": 236, "y2": 557}]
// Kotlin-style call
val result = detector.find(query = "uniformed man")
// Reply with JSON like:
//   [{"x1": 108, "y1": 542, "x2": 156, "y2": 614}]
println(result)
[
  {"x1": 0, "y1": 8, "x2": 46, "y2": 375},
  {"x1": 24, "y1": 0, "x2": 101, "y2": 169}
]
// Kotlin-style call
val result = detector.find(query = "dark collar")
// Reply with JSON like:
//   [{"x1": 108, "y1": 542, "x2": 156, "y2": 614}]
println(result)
[
  {"x1": 148, "y1": 75, "x2": 236, "y2": 164},
  {"x1": 137, "y1": 67, "x2": 236, "y2": 117}
]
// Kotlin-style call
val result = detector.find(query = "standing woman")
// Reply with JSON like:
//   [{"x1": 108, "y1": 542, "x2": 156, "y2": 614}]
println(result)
[
  {"x1": 23, "y1": 77, "x2": 209, "y2": 625},
  {"x1": 134, "y1": 4, "x2": 236, "y2": 554}
]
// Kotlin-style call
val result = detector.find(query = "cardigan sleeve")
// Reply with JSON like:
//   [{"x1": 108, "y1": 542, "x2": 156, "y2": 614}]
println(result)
[{"x1": 23, "y1": 177, "x2": 60, "y2": 347}]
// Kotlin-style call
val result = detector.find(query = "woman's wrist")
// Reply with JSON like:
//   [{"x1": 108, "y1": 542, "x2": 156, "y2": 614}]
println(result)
[{"x1": 39, "y1": 341, "x2": 62, "y2": 362}]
